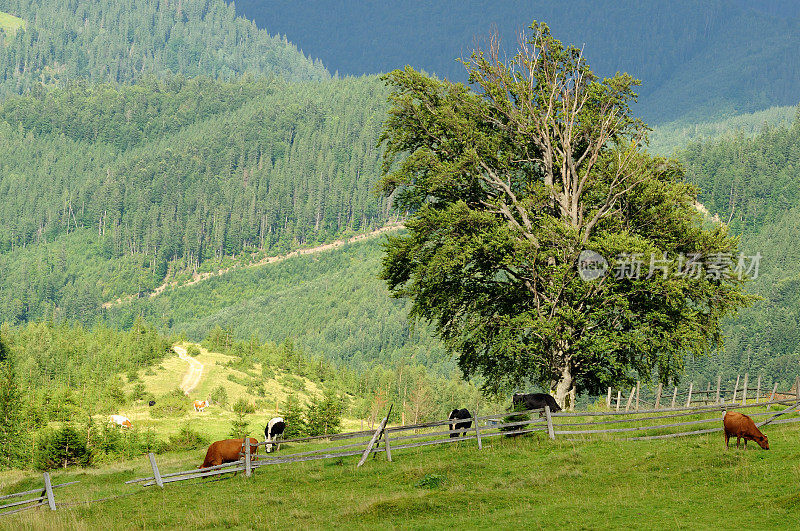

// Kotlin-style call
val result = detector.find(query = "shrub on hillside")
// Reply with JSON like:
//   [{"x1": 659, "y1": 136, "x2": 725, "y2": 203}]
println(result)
[
  {"x1": 164, "y1": 425, "x2": 209, "y2": 452},
  {"x1": 149, "y1": 389, "x2": 190, "y2": 418},
  {"x1": 280, "y1": 394, "x2": 308, "y2": 438},
  {"x1": 186, "y1": 345, "x2": 201, "y2": 357},
  {"x1": 35, "y1": 426, "x2": 93, "y2": 470},
  {"x1": 209, "y1": 385, "x2": 228, "y2": 408}
]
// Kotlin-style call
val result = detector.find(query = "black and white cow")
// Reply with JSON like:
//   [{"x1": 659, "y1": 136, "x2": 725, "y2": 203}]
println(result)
[
  {"x1": 264, "y1": 417, "x2": 286, "y2": 453},
  {"x1": 448, "y1": 408, "x2": 472, "y2": 438},
  {"x1": 512, "y1": 393, "x2": 562, "y2": 414}
]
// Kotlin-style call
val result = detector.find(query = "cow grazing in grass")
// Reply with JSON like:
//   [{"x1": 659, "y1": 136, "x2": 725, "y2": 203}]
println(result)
[
  {"x1": 198, "y1": 438, "x2": 259, "y2": 469},
  {"x1": 448, "y1": 408, "x2": 472, "y2": 438},
  {"x1": 148, "y1": 400, "x2": 156, "y2": 407},
  {"x1": 723, "y1": 411, "x2": 769, "y2": 450},
  {"x1": 264, "y1": 417, "x2": 286, "y2": 453},
  {"x1": 109, "y1": 415, "x2": 132, "y2": 428},
  {"x1": 512, "y1": 393, "x2": 562, "y2": 414},
  {"x1": 193, "y1": 399, "x2": 209, "y2": 412}
]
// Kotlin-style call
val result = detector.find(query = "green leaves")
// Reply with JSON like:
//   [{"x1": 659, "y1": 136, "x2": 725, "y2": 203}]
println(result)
[{"x1": 379, "y1": 23, "x2": 754, "y2": 402}]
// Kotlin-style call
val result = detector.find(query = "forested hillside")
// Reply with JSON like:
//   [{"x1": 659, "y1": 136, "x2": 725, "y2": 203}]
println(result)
[
  {"x1": 0, "y1": 76, "x2": 393, "y2": 323},
  {"x1": 677, "y1": 117, "x2": 800, "y2": 384},
  {"x1": 98, "y1": 115, "x2": 800, "y2": 391},
  {"x1": 0, "y1": 0, "x2": 327, "y2": 97},
  {"x1": 104, "y1": 236, "x2": 452, "y2": 375},
  {"x1": 236, "y1": 0, "x2": 800, "y2": 123}
]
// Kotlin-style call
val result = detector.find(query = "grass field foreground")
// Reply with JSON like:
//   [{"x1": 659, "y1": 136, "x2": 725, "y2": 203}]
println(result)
[{"x1": 2, "y1": 419, "x2": 800, "y2": 529}]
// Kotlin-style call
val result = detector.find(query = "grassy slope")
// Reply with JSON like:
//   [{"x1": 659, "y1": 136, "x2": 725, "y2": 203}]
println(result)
[
  {"x1": 114, "y1": 343, "x2": 331, "y2": 442},
  {"x1": 2, "y1": 421, "x2": 800, "y2": 528},
  {"x1": 0, "y1": 12, "x2": 24, "y2": 36}
]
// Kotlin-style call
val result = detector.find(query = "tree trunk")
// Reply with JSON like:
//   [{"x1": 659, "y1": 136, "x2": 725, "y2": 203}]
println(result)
[{"x1": 551, "y1": 361, "x2": 576, "y2": 410}]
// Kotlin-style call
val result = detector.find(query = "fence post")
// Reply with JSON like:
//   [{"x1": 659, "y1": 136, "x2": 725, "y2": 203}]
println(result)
[
  {"x1": 716, "y1": 375, "x2": 721, "y2": 404},
  {"x1": 768, "y1": 382, "x2": 778, "y2": 410},
  {"x1": 671, "y1": 387, "x2": 677, "y2": 408},
  {"x1": 796, "y1": 376, "x2": 800, "y2": 403},
  {"x1": 616, "y1": 390, "x2": 621, "y2": 412},
  {"x1": 756, "y1": 375, "x2": 761, "y2": 404},
  {"x1": 383, "y1": 430, "x2": 392, "y2": 462},
  {"x1": 245, "y1": 438, "x2": 252, "y2": 477},
  {"x1": 42, "y1": 472, "x2": 56, "y2": 511},
  {"x1": 606, "y1": 387, "x2": 612, "y2": 408},
  {"x1": 473, "y1": 408, "x2": 482, "y2": 450},
  {"x1": 733, "y1": 375, "x2": 740, "y2": 403},
  {"x1": 654, "y1": 383, "x2": 662, "y2": 410},
  {"x1": 706, "y1": 382, "x2": 711, "y2": 404},
  {"x1": 635, "y1": 381, "x2": 640, "y2": 411},
  {"x1": 741, "y1": 373, "x2": 748, "y2": 405},
  {"x1": 149, "y1": 453, "x2": 164, "y2": 488},
  {"x1": 685, "y1": 382, "x2": 693, "y2": 408},
  {"x1": 544, "y1": 405, "x2": 555, "y2": 440},
  {"x1": 625, "y1": 386, "x2": 635, "y2": 412}
]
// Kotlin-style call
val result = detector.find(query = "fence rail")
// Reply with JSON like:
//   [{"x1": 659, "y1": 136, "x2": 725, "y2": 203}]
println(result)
[{"x1": 0, "y1": 473, "x2": 78, "y2": 516}]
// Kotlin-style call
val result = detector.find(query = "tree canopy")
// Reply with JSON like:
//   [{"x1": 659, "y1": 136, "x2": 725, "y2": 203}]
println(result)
[{"x1": 378, "y1": 23, "x2": 753, "y2": 407}]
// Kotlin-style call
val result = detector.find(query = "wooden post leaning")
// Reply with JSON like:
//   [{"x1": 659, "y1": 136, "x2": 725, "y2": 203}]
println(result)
[
  {"x1": 148, "y1": 453, "x2": 164, "y2": 488},
  {"x1": 716, "y1": 375, "x2": 722, "y2": 404},
  {"x1": 544, "y1": 405, "x2": 555, "y2": 440},
  {"x1": 358, "y1": 404, "x2": 392, "y2": 468},
  {"x1": 607, "y1": 387, "x2": 612, "y2": 408},
  {"x1": 625, "y1": 387, "x2": 635, "y2": 412},
  {"x1": 42, "y1": 472, "x2": 56, "y2": 511},
  {"x1": 767, "y1": 382, "x2": 778, "y2": 410},
  {"x1": 671, "y1": 387, "x2": 678, "y2": 408},
  {"x1": 616, "y1": 391, "x2": 622, "y2": 412},
  {"x1": 733, "y1": 375, "x2": 740, "y2": 403},
  {"x1": 685, "y1": 382, "x2": 693, "y2": 408},
  {"x1": 635, "y1": 381, "x2": 640, "y2": 411}
]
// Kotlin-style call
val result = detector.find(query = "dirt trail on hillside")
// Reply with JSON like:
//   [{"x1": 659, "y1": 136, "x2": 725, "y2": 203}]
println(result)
[
  {"x1": 174, "y1": 345, "x2": 204, "y2": 396},
  {"x1": 102, "y1": 223, "x2": 404, "y2": 308}
]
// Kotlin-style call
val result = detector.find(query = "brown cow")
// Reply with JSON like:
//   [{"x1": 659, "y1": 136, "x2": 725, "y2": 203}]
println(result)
[
  {"x1": 198, "y1": 438, "x2": 259, "y2": 469},
  {"x1": 723, "y1": 411, "x2": 769, "y2": 450}
]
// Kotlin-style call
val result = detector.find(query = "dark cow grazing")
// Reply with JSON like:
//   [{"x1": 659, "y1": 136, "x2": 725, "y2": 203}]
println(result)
[
  {"x1": 512, "y1": 393, "x2": 562, "y2": 414},
  {"x1": 148, "y1": 400, "x2": 156, "y2": 407},
  {"x1": 448, "y1": 408, "x2": 472, "y2": 438},
  {"x1": 723, "y1": 411, "x2": 769, "y2": 450},
  {"x1": 198, "y1": 437, "x2": 259, "y2": 469},
  {"x1": 264, "y1": 417, "x2": 286, "y2": 453}
]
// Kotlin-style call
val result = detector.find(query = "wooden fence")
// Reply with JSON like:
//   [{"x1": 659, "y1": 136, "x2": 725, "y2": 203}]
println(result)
[
  {"x1": 606, "y1": 375, "x2": 800, "y2": 411},
  {"x1": 8, "y1": 383, "x2": 800, "y2": 519},
  {"x1": 126, "y1": 392, "x2": 800, "y2": 489},
  {"x1": 0, "y1": 473, "x2": 78, "y2": 516}
]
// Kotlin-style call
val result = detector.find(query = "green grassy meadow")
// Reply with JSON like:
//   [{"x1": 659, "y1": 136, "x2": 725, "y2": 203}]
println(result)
[
  {"x1": 2, "y1": 419, "x2": 799, "y2": 529},
  {"x1": 0, "y1": 12, "x2": 24, "y2": 36}
]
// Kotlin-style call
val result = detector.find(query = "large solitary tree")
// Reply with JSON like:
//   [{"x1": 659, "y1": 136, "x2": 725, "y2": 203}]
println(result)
[{"x1": 378, "y1": 23, "x2": 753, "y2": 408}]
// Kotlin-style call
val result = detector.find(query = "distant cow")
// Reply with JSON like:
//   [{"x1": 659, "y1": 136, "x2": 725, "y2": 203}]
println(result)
[
  {"x1": 198, "y1": 438, "x2": 259, "y2": 469},
  {"x1": 723, "y1": 411, "x2": 769, "y2": 450},
  {"x1": 512, "y1": 393, "x2": 562, "y2": 414},
  {"x1": 448, "y1": 408, "x2": 472, "y2": 438},
  {"x1": 193, "y1": 400, "x2": 209, "y2": 412},
  {"x1": 109, "y1": 415, "x2": 132, "y2": 428},
  {"x1": 264, "y1": 417, "x2": 286, "y2": 453},
  {"x1": 148, "y1": 400, "x2": 156, "y2": 407}
]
